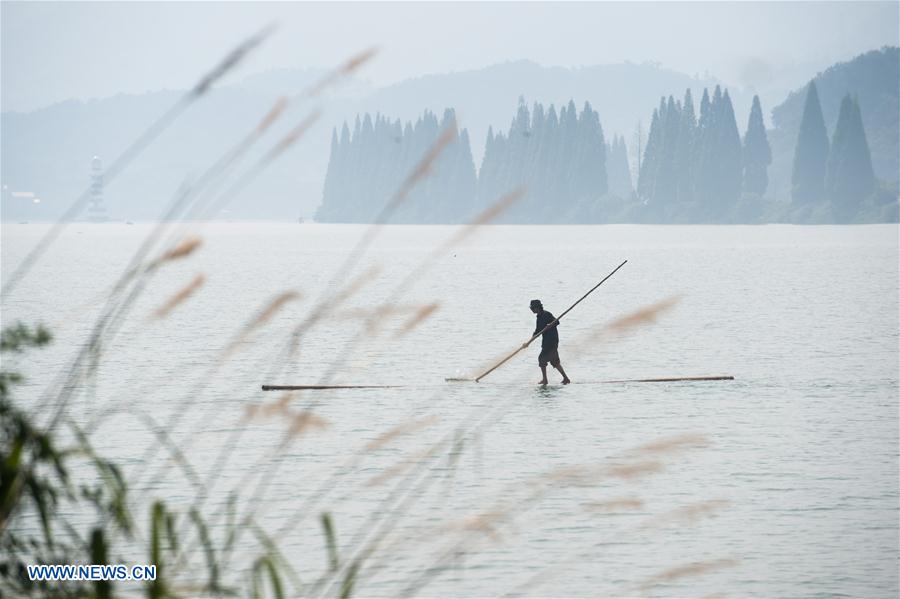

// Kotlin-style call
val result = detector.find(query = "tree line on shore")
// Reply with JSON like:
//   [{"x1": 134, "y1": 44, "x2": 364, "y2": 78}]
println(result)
[
  {"x1": 316, "y1": 109, "x2": 477, "y2": 223},
  {"x1": 790, "y1": 82, "x2": 888, "y2": 222},
  {"x1": 316, "y1": 84, "x2": 892, "y2": 224},
  {"x1": 316, "y1": 99, "x2": 626, "y2": 223}
]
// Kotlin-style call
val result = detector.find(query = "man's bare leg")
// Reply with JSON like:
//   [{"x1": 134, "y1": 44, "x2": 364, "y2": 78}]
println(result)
[
  {"x1": 539, "y1": 365, "x2": 549, "y2": 386},
  {"x1": 554, "y1": 363, "x2": 571, "y2": 385}
]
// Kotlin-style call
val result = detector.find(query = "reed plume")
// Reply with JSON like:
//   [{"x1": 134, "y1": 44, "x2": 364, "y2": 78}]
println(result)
[
  {"x1": 255, "y1": 97, "x2": 289, "y2": 135},
  {"x1": 583, "y1": 497, "x2": 645, "y2": 512},
  {"x1": 638, "y1": 557, "x2": 738, "y2": 591},
  {"x1": 285, "y1": 410, "x2": 330, "y2": 441},
  {"x1": 262, "y1": 111, "x2": 322, "y2": 164},
  {"x1": 152, "y1": 274, "x2": 206, "y2": 319},
  {"x1": 608, "y1": 296, "x2": 680, "y2": 331},
  {"x1": 365, "y1": 416, "x2": 440, "y2": 452},
  {"x1": 390, "y1": 123, "x2": 458, "y2": 211},
  {"x1": 630, "y1": 433, "x2": 709, "y2": 455},
  {"x1": 244, "y1": 391, "x2": 295, "y2": 422},
  {"x1": 305, "y1": 47, "x2": 379, "y2": 98},
  {"x1": 605, "y1": 460, "x2": 665, "y2": 480},
  {"x1": 192, "y1": 24, "x2": 276, "y2": 96},
  {"x1": 443, "y1": 510, "x2": 507, "y2": 542},
  {"x1": 640, "y1": 499, "x2": 731, "y2": 528},
  {"x1": 224, "y1": 290, "x2": 302, "y2": 356},
  {"x1": 565, "y1": 296, "x2": 680, "y2": 360},
  {"x1": 397, "y1": 303, "x2": 440, "y2": 337},
  {"x1": 157, "y1": 236, "x2": 203, "y2": 264}
]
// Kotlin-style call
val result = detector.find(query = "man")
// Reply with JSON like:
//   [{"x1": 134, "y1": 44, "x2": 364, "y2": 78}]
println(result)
[{"x1": 525, "y1": 299, "x2": 570, "y2": 386}]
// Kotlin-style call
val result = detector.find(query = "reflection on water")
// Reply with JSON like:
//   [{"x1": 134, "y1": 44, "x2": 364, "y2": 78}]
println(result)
[{"x1": 533, "y1": 384, "x2": 565, "y2": 400}]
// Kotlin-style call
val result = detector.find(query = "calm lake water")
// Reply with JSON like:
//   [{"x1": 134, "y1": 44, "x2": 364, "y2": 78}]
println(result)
[{"x1": 2, "y1": 223, "x2": 898, "y2": 597}]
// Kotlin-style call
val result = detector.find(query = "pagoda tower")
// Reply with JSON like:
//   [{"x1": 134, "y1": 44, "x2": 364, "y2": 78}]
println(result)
[{"x1": 87, "y1": 155, "x2": 108, "y2": 222}]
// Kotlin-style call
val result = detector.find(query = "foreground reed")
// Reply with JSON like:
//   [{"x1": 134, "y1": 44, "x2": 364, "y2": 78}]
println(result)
[{"x1": 0, "y1": 29, "x2": 732, "y2": 599}]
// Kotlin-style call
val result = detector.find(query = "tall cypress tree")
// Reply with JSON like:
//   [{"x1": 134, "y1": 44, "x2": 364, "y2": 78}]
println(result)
[
  {"x1": 826, "y1": 95, "x2": 876, "y2": 221},
  {"x1": 540, "y1": 105, "x2": 559, "y2": 215},
  {"x1": 715, "y1": 90, "x2": 743, "y2": 213},
  {"x1": 654, "y1": 95, "x2": 680, "y2": 205},
  {"x1": 791, "y1": 81, "x2": 829, "y2": 206},
  {"x1": 318, "y1": 109, "x2": 477, "y2": 223},
  {"x1": 337, "y1": 123, "x2": 352, "y2": 216},
  {"x1": 566, "y1": 101, "x2": 605, "y2": 212},
  {"x1": 638, "y1": 107, "x2": 662, "y2": 201},
  {"x1": 607, "y1": 135, "x2": 633, "y2": 199},
  {"x1": 692, "y1": 88, "x2": 714, "y2": 218},
  {"x1": 319, "y1": 128, "x2": 341, "y2": 221},
  {"x1": 478, "y1": 125, "x2": 505, "y2": 212},
  {"x1": 558, "y1": 100, "x2": 580, "y2": 214},
  {"x1": 698, "y1": 89, "x2": 711, "y2": 129},
  {"x1": 694, "y1": 88, "x2": 719, "y2": 214},
  {"x1": 475, "y1": 98, "x2": 612, "y2": 222},
  {"x1": 742, "y1": 95, "x2": 772, "y2": 195},
  {"x1": 712, "y1": 85, "x2": 722, "y2": 105},
  {"x1": 525, "y1": 102, "x2": 545, "y2": 187},
  {"x1": 456, "y1": 128, "x2": 478, "y2": 219},
  {"x1": 693, "y1": 86, "x2": 741, "y2": 218},
  {"x1": 675, "y1": 89, "x2": 697, "y2": 205},
  {"x1": 480, "y1": 126, "x2": 496, "y2": 200},
  {"x1": 511, "y1": 96, "x2": 531, "y2": 200}
]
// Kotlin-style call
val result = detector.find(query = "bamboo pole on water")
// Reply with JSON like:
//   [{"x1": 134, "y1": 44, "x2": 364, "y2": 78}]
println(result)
[
  {"x1": 474, "y1": 259, "x2": 628, "y2": 383},
  {"x1": 261, "y1": 376, "x2": 734, "y2": 390}
]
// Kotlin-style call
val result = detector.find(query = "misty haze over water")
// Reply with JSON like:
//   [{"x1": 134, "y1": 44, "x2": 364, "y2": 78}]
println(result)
[
  {"x1": 1, "y1": 2, "x2": 897, "y2": 223},
  {"x1": 2, "y1": 222, "x2": 899, "y2": 596},
  {"x1": 1, "y1": 3, "x2": 898, "y2": 598}
]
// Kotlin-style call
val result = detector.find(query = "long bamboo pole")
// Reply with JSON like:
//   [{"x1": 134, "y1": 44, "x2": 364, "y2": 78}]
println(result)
[
  {"x1": 474, "y1": 259, "x2": 627, "y2": 382},
  {"x1": 261, "y1": 384, "x2": 399, "y2": 390},
  {"x1": 261, "y1": 375, "x2": 734, "y2": 390}
]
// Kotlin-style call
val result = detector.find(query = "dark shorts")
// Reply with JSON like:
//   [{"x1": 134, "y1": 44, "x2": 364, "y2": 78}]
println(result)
[{"x1": 538, "y1": 346, "x2": 561, "y2": 367}]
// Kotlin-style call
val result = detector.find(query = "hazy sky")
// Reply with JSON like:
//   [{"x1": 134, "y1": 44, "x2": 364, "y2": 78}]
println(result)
[{"x1": 2, "y1": 1, "x2": 898, "y2": 112}]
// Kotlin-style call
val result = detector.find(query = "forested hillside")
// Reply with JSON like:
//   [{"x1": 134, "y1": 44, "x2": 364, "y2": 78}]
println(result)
[{"x1": 316, "y1": 110, "x2": 477, "y2": 223}]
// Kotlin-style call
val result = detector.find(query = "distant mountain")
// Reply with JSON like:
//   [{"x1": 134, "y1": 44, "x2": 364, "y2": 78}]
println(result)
[
  {"x1": 314, "y1": 49, "x2": 899, "y2": 225},
  {"x1": 766, "y1": 47, "x2": 899, "y2": 206},
  {"x1": 362, "y1": 60, "x2": 729, "y2": 160},
  {"x1": 1, "y1": 85, "x2": 334, "y2": 222},
  {"x1": 1, "y1": 60, "x2": 733, "y2": 222},
  {"x1": 234, "y1": 68, "x2": 373, "y2": 100}
]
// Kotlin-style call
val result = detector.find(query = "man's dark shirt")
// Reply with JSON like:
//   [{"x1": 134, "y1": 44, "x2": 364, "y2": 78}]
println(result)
[{"x1": 534, "y1": 310, "x2": 559, "y2": 348}]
